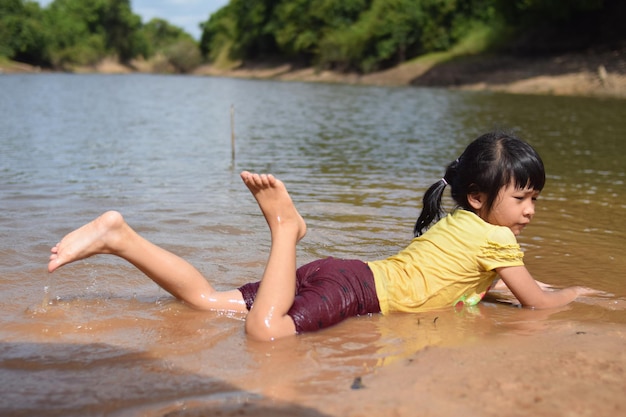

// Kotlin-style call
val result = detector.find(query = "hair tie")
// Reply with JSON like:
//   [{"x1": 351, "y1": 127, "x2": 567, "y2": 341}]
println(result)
[{"x1": 441, "y1": 177, "x2": 448, "y2": 186}]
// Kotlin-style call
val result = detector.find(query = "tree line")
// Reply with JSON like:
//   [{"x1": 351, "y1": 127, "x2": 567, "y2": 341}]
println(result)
[
  {"x1": 1, "y1": 0, "x2": 623, "y2": 74},
  {"x1": 0, "y1": 0, "x2": 201, "y2": 72}
]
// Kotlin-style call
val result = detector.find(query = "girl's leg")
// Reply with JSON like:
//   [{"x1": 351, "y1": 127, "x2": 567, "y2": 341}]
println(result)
[
  {"x1": 48, "y1": 210, "x2": 246, "y2": 312},
  {"x1": 240, "y1": 171, "x2": 307, "y2": 341}
]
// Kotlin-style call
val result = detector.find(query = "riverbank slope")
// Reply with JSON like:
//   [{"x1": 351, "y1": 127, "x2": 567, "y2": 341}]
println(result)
[
  {"x1": 194, "y1": 47, "x2": 626, "y2": 99},
  {"x1": 3, "y1": 47, "x2": 625, "y2": 99}
]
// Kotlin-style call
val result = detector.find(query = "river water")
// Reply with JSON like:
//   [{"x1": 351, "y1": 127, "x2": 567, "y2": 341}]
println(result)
[{"x1": 1, "y1": 74, "x2": 625, "y2": 416}]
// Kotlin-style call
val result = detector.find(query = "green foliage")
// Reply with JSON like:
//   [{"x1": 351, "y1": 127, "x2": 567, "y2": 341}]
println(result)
[
  {"x1": 100, "y1": 0, "x2": 144, "y2": 62},
  {"x1": 0, "y1": 0, "x2": 187, "y2": 70},
  {"x1": 140, "y1": 18, "x2": 195, "y2": 58},
  {"x1": 341, "y1": 0, "x2": 426, "y2": 72},
  {"x1": 134, "y1": 17, "x2": 202, "y2": 73},
  {"x1": 272, "y1": 0, "x2": 369, "y2": 59},
  {"x1": 494, "y1": 0, "x2": 605, "y2": 25},
  {"x1": 43, "y1": 0, "x2": 102, "y2": 67},
  {"x1": 43, "y1": 0, "x2": 145, "y2": 67},
  {"x1": 198, "y1": 0, "x2": 620, "y2": 74},
  {"x1": 199, "y1": 0, "x2": 504, "y2": 72},
  {"x1": 163, "y1": 38, "x2": 202, "y2": 73},
  {"x1": 227, "y1": 0, "x2": 281, "y2": 59},
  {"x1": 1, "y1": 0, "x2": 620, "y2": 73},
  {"x1": 0, "y1": 0, "x2": 50, "y2": 66},
  {"x1": 317, "y1": 0, "x2": 481, "y2": 72},
  {"x1": 200, "y1": 6, "x2": 236, "y2": 63}
]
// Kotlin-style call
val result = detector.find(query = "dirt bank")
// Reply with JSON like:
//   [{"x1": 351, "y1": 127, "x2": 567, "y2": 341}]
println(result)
[
  {"x1": 194, "y1": 47, "x2": 626, "y2": 99},
  {"x1": 3, "y1": 48, "x2": 625, "y2": 99}
]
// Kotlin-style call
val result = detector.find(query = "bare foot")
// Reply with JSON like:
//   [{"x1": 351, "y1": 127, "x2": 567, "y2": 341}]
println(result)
[
  {"x1": 240, "y1": 171, "x2": 306, "y2": 241},
  {"x1": 48, "y1": 211, "x2": 129, "y2": 273}
]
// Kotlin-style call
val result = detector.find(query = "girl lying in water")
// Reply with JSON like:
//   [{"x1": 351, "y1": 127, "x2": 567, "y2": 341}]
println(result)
[{"x1": 48, "y1": 132, "x2": 596, "y2": 341}]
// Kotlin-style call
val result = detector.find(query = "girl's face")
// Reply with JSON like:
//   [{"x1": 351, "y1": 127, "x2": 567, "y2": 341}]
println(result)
[{"x1": 475, "y1": 181, "x2": 540, "y2": 236}]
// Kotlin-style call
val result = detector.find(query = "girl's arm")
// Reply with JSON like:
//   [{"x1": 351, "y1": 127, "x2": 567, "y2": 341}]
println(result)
[
  {"x1": 491, "y1": 276, "x2": 552, "y2": 291},
  {"x1": 495, "y1": 265, "x2": 595, "y2": 309}
]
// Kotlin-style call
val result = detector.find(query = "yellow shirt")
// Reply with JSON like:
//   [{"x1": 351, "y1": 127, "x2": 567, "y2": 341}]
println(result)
[{"x1": 368, "y1": 209, "x2": 524, "y2": 314}]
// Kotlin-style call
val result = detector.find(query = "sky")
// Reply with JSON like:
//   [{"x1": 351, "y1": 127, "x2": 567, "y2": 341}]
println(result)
[{"x1": 35, "y1": 0, "x2": 230, "y2": 40}]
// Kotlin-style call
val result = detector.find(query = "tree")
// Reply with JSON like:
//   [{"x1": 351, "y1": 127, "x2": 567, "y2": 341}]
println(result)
[
  {"x1": 227, "y1": 0, "x2": 281, "y2": 60},
  {"x1": 0, "y1": 0, "x2": 50, "y2": 66},
  {"x1": 99, "y1": 0, "x2": 144, "y2": 62},
  {"x1": 200, "y1": 6, "x2": 236, "y2": 62},
  {"x1": 140, "y1": 18, "x2": 200, "y2": 73},
  {"x1": 198, "y1": 0, "x2": 500, "y2": 73},
  {"x1": 272, "y1": 0, "x2": 369, "y2": 61},
  {"x1": 318, "y1": 0, "x2": 425, "y2": 72},
  {"x1": 41, "y1": 0, "x2": 146, "y2": 68},
  {"x1": 140, "y1": 18, "x2": 193, "y2": 57}
]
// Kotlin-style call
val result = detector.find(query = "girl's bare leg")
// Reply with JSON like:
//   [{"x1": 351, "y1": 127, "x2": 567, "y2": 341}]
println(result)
[
  {"x1": 240, "y1": 171, "x2": 307, "y2": 341},
  {"x1": 48, "y1": 171, "x2": 306, "y2": 340},
  {"x1": 48, "y1": 211, "x2": 246, "y2": 312}
]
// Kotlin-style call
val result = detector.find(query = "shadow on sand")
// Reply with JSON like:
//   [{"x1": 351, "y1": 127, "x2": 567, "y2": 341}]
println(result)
[{"x1": 0, "y1": 341, "x2": 332, "y2": 417}]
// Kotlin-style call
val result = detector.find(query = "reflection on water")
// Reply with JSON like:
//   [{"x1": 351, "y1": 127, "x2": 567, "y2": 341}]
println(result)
[{"x1": 0, "y1": 74, "x2": 625, "y2": 415}]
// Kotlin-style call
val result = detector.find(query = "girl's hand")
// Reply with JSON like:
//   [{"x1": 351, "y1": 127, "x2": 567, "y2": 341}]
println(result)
[
  {"x1": 497, "y1": 266, "x2": 613, "y2": 308},
  {"x1": 498, "y1": 266, "x2": 594, "y2": 309}
]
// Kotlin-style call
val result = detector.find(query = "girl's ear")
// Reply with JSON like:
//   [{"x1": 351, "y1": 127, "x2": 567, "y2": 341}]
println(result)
[{"x1": 467, "y1": 192, "x2": 485, "y2": 211}]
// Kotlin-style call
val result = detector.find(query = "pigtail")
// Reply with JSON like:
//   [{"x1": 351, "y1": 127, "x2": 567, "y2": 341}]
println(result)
[
  {"x1": 413, "y1": 159, "x2": 459, "y2": 237},
  {"x1": 413, "y1": 180, "x2": 447, "y2": 236}
]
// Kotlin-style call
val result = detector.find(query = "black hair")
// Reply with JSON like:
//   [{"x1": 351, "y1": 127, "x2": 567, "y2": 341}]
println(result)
[{"x1": 413, "y1": 132, "x2": 546, "y2": 237}]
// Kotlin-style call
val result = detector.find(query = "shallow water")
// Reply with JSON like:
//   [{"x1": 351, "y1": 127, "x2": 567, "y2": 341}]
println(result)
[{"x1": 1, "y1": 74, "x2": 625, "y2": 415}]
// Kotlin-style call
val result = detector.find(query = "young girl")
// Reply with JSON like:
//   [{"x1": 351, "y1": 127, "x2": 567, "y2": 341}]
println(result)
[{"x1": 48, "y1": 132, "x2": 595, "y2": 341}]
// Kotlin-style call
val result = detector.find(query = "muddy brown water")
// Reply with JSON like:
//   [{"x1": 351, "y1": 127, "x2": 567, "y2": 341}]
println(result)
[{"x1": 1, "y1": 74, "x2": 624, "y2": 416}]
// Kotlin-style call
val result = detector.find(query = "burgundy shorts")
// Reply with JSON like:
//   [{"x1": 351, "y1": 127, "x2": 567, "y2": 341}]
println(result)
[{"x1": 238, "y1": 257, "x2": 381, "y2": 333}]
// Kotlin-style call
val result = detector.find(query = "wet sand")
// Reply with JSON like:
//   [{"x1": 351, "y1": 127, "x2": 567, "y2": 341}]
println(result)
[
  {"x1": 122, "y1": 308, "x2": 626, "y2": 417},
  {"x1": 142, "y1": 301, "x2": 625, "y2": 417},
  {"x1": 7, "y1": 298, "x2": 624, "y2": 417},
  {"x1": 321, "y1": 325, "x2": 626, "y2": 417},
  {"x1": 249, "y1": 298, "x2": 626, "y2": 417},
  {"x1": 228, "y1": 332, "x2": 626, "y2": 417}
]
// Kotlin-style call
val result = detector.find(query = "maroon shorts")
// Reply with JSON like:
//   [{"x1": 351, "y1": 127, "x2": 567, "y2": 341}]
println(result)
[{"x1": 238, "y1": 257, "x2": 381, "y2": 333}]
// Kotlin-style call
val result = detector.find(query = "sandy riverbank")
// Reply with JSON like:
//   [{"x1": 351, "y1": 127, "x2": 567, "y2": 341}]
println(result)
[
  {"x1": 192, "y1": 47, "x2": 626, "y2": 99},
  {"x1": 3, "y1": 47, "x2": 625, "y2": 99},
  {"x1": 159, "y1": 317, "x2": 626, "y2": 417},
  {"x1": 331, "y1": 324, "x2": 626, "y2": 417}
]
